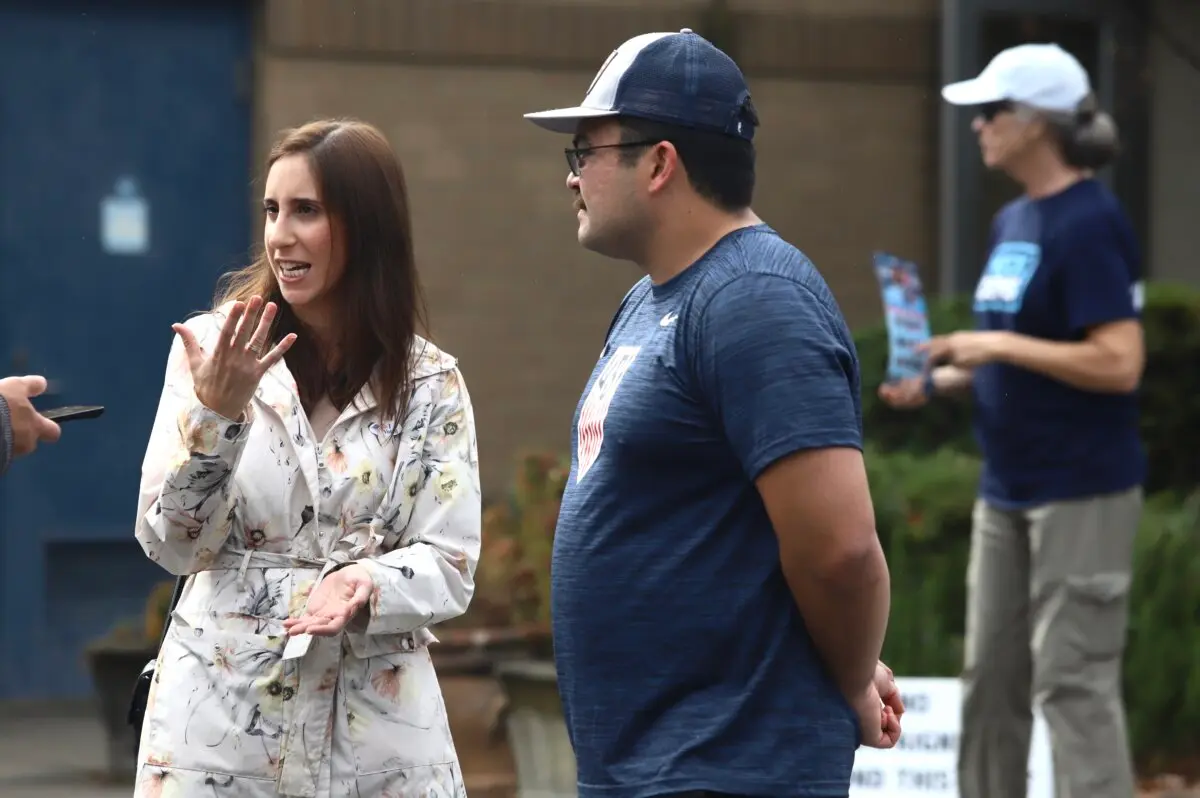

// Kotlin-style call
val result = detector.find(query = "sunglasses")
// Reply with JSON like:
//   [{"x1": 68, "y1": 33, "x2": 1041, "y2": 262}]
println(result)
[{"x1": 977, "y1": 100, "x2": 1016, "y2": 122}]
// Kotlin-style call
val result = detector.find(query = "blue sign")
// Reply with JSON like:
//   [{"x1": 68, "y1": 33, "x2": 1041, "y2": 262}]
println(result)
[{"x1": 873, "y1": 252, "x2": 931, "y2": 382}]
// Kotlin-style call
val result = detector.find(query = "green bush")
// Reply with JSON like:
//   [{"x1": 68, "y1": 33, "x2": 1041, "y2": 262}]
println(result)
[
  {"x1": 1123, "y1": 491, "x2": 1200, "y2": 771},
  {"x1": 855, "y1": 282, "x2": 1200, "y2": 495},
  {"x1": 868, "y1": 444, "x2": 977, "y2": 676},
  {"x1": 1136, "y1": 283, "x2": 1200, "y2": 496},
  {"x1": 868, "y1": 446, "x2": 1200, "y2": 770}
]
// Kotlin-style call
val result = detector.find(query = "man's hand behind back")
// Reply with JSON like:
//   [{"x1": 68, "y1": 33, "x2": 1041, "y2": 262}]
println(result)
[
  {"x1": 0, "y1": 375, "x2": 62, "y2": 460},
  {"x1": 849, "y1": 660, "x2": 905, "y2": 749}
]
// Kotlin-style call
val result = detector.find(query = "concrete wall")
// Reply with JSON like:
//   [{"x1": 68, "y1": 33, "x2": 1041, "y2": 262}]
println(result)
[
  {"x1": 1149, "y1": 0, "x2": 1200, "y2": 284},
  {"x1": 251, "y1": 0, "x2": 939, "y2": 495}
]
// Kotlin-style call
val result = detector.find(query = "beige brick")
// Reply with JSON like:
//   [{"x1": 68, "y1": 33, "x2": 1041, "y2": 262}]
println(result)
[
  {"x1": 253, "y1": 0, "x2": 936, "y2": 494},
  {"x1": 262, "y1": 0, "x2": 935, "y2": 80},
  {"x1": 730, "y1": 0, "x2": 935, "y2": 16}
]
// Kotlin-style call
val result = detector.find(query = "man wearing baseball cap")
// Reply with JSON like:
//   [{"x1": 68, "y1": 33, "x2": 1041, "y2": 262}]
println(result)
[{"x1": 526, "y1": 29, "x2": 901, "y2": 797}]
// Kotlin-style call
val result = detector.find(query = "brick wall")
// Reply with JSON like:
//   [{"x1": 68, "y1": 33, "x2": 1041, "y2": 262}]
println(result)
[{"x1": 253, "y1": 0, "x2": 937, "y2": 495}]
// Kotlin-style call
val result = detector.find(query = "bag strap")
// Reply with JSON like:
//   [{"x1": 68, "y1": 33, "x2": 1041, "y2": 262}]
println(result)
[{"x1": 157, "y1": 576, "x2": 186, "y2": 651}]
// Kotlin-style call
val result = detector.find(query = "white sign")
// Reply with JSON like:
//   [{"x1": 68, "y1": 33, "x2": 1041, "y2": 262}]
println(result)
[
  {"x1": 851, "y1": 677, "x2": 1053, "y2": 798},
  {"x1": 101, "y1": 176, "x2": 150, "y2": 255}
]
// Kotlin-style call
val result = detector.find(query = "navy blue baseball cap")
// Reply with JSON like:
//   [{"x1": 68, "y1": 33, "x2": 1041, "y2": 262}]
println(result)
[{"x1": 524, "y1": 29, "x2": 758, "y2": 141}]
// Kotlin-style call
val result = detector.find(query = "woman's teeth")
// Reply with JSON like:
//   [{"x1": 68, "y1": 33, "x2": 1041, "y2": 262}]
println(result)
[{"x1": 279, "y1": 261, "x2": 311, "y2": 276}]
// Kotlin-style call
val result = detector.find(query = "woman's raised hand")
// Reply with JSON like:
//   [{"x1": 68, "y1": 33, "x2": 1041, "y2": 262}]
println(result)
[{"x1": 172, "y1": 296, "x2": 298, "y2": 421}]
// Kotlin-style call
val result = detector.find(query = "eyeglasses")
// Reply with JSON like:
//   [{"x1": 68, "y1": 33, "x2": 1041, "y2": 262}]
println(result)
[
  {"x1": 564, "y1": 140, "x2": 659, "y2": 177},
  {"x1": 977, "y1": 100, "x2": 1015, "y2": 122}
]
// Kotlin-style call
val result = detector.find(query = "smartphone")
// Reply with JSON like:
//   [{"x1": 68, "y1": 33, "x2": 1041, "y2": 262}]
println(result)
[{"x1": 42, "y1": 405, "x2": 105, "y2": 423}]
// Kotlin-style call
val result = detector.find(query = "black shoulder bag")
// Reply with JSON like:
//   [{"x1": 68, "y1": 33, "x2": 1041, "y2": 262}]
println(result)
[{"x1": 127, "y1": 575, "x2": 186, "y2": 745}]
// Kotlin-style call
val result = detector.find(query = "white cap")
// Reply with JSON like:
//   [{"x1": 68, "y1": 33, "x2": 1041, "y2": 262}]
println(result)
[{"x1": 941, "y1": 43, "x2": 1091, "y2": 113}]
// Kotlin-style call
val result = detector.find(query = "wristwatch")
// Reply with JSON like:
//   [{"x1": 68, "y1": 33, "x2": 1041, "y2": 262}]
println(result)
[{"x1": 922, "y1": 370, "x2": 936, "y2": 399}]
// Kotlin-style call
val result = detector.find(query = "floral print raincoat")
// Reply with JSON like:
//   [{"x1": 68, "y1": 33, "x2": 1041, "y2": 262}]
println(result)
[{"x1": 131, "y1": 308, "x2": 481, "y2": 798}]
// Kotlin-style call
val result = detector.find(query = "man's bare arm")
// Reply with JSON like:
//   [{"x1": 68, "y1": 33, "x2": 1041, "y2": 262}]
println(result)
[{"x1": 756, "y1": 446, "x2": 890, "y2": 699}]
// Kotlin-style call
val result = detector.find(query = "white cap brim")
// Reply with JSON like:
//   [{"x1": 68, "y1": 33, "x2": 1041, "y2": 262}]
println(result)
[
  {"x1": 941, "y1": 76, "x2": 1007, "y2": 106},
  {"x1": 523, "y1": 106, "x2": 619, "y2": 134}
]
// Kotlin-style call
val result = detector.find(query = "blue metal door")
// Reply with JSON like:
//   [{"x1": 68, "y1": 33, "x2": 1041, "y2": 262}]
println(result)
[{"x1": 0, "y1": 0, "x2": 254, "y2": 698}]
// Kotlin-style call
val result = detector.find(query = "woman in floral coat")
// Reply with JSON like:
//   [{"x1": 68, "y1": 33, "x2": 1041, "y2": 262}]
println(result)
[{"x1": 131, "y1": 119, "x2": 480, "y2": 798}]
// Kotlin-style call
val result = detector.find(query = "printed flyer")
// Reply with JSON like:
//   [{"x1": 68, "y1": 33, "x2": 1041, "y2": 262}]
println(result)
[{"x1": 872, "y1": 252, "x2": 931, "y2": 382}]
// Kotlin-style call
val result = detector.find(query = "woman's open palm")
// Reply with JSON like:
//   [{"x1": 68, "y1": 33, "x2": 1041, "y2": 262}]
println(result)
[
  {"x1": 172, "y1": 296, "x2": 297, "y2": 420},
  {"x1": 285, "y1": 564, "x2": 375, "y2": 637}
]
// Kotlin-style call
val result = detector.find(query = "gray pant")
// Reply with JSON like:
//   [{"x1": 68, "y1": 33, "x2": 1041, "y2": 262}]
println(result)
[{"x1": 957, "y1": 487, "x2": 1142, "y2": 798}]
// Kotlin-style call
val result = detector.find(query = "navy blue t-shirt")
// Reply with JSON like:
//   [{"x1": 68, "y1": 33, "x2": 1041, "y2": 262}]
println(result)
[
  {"x1": 971, "y1": 178, "x2": 1145, "y2": 508},
  {"x1": 552, "y1": 225, "x2": 863, "y2": 798}
]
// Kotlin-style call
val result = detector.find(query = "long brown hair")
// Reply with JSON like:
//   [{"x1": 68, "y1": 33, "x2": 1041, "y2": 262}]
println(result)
[{"x1": 216, "y1": 118, "x2": 429, "y2": 424}]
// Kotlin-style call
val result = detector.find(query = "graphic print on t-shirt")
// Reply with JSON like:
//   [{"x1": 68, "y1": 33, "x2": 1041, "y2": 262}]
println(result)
[
  {"x1": 974, "y1": 241, "x2": 1042, "y2": 314},
  {"x1": 577, "y1": 345, "x2": 640, "y2": 482}
]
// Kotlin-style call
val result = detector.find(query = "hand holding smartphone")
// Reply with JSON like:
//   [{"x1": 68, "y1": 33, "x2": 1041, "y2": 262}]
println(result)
[{"x1": 41, "y1": 405, "x2": 105, "y2": 423}]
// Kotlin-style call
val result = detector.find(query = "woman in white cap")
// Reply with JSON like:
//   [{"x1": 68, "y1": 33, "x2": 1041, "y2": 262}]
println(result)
[{"x1": 880, "y1": 43, "x2": 1144, "y2": 798}]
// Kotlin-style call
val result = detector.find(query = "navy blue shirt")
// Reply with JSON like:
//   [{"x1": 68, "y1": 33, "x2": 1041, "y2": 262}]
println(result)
[
  {"x1": 971, "y1": 178, "x2": 1145, "y2": 508},
  {"x1": 552, "y1": 225, "x2": 862, "y2": 798}
]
